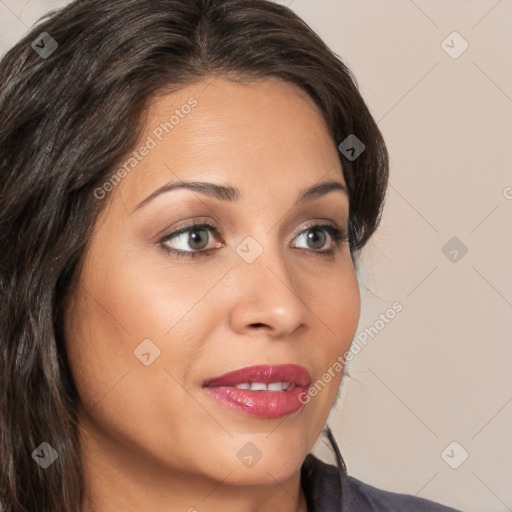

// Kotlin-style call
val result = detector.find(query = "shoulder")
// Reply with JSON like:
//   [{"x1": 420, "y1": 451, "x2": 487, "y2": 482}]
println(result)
[
  {"x1": 340, "y1": 473, "x2": 462, "y2": 512},
  {"x1": 301, "y1": 454, "x2": 463, "y2": 512}
]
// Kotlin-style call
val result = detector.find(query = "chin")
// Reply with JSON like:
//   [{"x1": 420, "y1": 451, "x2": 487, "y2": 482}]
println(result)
[{"x1": 199, "y1": 430, "x2": 309, "y2": 485}]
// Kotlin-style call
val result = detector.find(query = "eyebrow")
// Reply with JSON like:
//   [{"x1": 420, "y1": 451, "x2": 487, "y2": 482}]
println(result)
[{"x1": 132, "y1": 178, "x2": 348, "y2": 212}]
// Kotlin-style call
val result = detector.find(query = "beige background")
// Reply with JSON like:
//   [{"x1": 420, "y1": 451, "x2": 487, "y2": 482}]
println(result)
[{"x1": 1, "y1": 1, "x2": 511, "y2": 511}]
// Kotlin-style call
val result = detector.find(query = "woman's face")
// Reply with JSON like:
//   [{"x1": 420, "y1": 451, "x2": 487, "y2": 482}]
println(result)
[{"x1": 65, "y1": 77, "x2": 360, "y2": 494}]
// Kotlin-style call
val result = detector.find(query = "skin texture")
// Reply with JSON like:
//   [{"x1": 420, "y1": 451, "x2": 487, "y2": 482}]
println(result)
[{"x1": 64, "y1": 76, "x2": 361, "y2": 512}]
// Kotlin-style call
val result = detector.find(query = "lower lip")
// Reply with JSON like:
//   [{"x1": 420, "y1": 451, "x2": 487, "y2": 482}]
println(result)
[{"x1": 203, "y1": 386, "x2": 308, "y2": 419}]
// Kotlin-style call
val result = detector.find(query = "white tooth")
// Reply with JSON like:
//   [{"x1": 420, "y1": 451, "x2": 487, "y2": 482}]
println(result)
[
  {"x1": 267, "y1": 382, "x2": 283, "y2": 391},
  {"x1": 287, "y1": 383, "x2": 296, "y2": 390},
  {"x1": 250, "y1": 382, "x2": 267, "y2": 391},
  {"x1": 282, "y1": 382, "x2": 290, "y2": 390},
  {"x1": 234, "y1": 383, "x2": 251, "y2": 390}
]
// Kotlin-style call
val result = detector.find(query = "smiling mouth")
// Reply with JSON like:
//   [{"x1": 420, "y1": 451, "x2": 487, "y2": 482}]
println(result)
[
  {"x1": 202, "y1": 364, "x2": 311, "y2": 419},
  {"x1": 229, "y1": 381, "x2": 297, "y2": 391}
]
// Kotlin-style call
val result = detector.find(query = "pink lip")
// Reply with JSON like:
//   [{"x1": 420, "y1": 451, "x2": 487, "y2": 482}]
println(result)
[{"x1": 202, "y1": 364, "x2": 311, "y2": 419}]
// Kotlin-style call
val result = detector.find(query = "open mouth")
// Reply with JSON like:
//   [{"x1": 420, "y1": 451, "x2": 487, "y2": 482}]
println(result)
[
  {"x1": 230, "y1": 381, "x2": 297, "y2": 391},
  {"x1": 202, "y1": 364, "x2": 311, "y2": 419}
]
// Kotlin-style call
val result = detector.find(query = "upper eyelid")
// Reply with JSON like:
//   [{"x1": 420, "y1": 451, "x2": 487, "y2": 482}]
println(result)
[
  {"x1": 160, "y1": 221, "x2": 219, "y2": 241},
  {"x1": 153, "y1": 198, "x2": 348, "y2": 237}
]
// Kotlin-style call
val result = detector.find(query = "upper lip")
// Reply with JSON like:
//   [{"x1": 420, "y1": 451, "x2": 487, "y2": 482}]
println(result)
[{"x1": 202, "y1": 364, "x2": 311, "y2": 388}]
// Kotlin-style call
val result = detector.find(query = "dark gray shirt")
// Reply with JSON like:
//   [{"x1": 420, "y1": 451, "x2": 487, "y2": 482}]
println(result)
[{"x1": 301, "y1": 454, "x2": 463, "y2": 511}]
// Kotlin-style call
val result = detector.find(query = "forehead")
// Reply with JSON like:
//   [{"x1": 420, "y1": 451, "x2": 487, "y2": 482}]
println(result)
[{"x1": 114, "y1": 76, "x2": 344, "y2": 210}]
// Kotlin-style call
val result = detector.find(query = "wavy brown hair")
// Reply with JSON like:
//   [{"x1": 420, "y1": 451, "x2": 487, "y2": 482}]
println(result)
[{"x1": 0, "y1": 0, "x2": 388, "y2": 510}]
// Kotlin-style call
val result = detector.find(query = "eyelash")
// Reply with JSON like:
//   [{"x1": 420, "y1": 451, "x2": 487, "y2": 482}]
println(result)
[{"x1": 158, "y1": 221, "x2": 350, "y2": 259}]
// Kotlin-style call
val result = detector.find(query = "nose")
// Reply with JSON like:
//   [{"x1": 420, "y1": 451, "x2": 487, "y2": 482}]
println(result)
[{"x1": 228, "y1": 243, "x2": 309, "y2": 339}]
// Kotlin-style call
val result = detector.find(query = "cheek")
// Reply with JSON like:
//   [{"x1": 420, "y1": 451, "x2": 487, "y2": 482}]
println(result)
[
  {"x1": 63, "y1": 246, "x2": 225, "y2": 406},
  {"x1": 329, "y1": 266, "x2": 361, "y2": 378},
  {"x1": 332, "y1": 263, "x2": 360, "y2": 320},
  {"x1": 310, "y1": 257, "x2": 361, "y2": 350},
  {"x1": 63, "y1": 256, "x2": 219, "y2": 467},
  {"x1": 302, "y1": 259, "x2": 360, "y2": 412}
]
